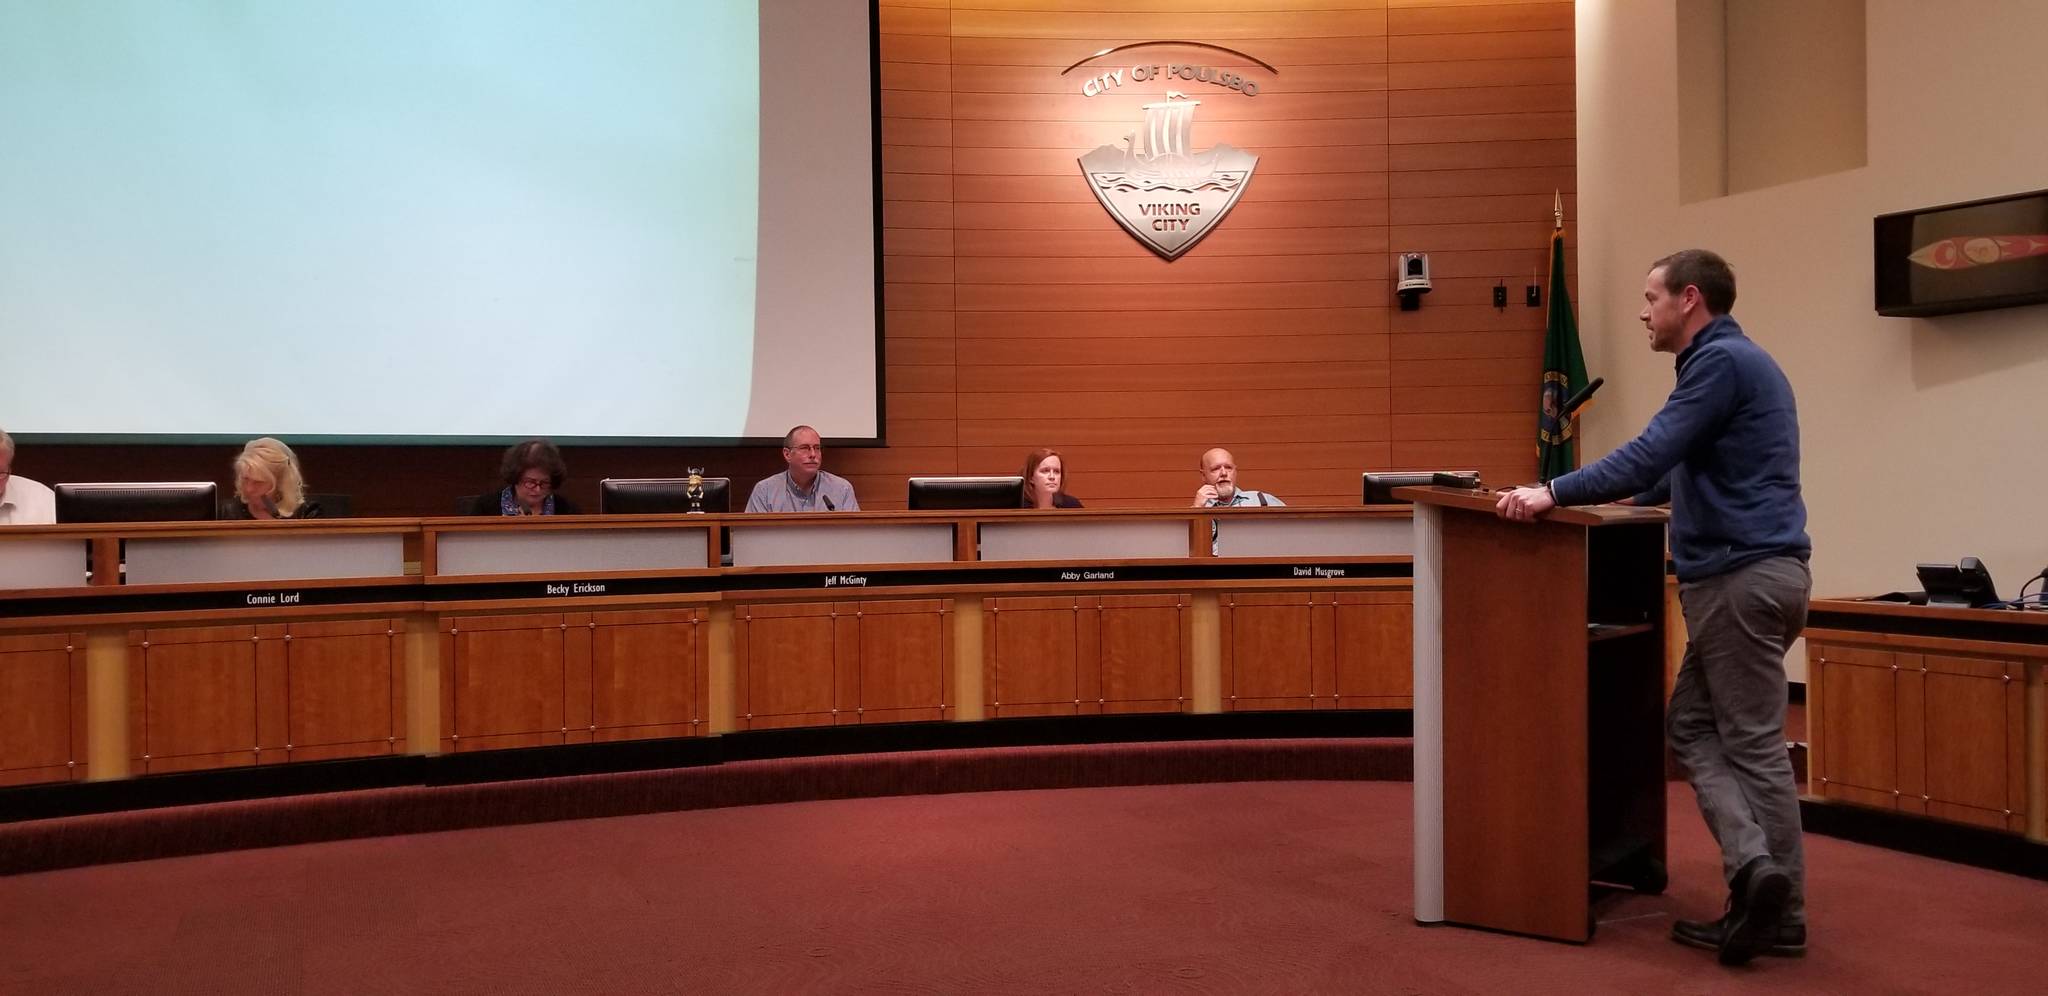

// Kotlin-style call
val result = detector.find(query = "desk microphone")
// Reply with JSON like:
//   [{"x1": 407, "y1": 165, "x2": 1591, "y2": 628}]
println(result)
[
  {"x1": 1562, "y1": 377, "x2": 1605, "y2": 419},
  {"x1": 822, "y1": 494, "x2": 836, "y2": 511},
  {"x1": 261, "y1": 496, "x2": 282, "y2": 519}
]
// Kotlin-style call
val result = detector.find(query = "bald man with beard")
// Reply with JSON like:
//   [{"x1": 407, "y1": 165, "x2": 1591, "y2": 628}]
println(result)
[{"x1": 1192, "y1": 448, "x2": 1284, "y2": 509}]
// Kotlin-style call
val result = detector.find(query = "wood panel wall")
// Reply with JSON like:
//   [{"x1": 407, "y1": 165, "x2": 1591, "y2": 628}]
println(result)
[
  {"x1": 852, "y1": 0, "x2": 1576, "y2": 508},
  {"x1": 21, "y1": 0, "x2": 1573, "y2": 514}
]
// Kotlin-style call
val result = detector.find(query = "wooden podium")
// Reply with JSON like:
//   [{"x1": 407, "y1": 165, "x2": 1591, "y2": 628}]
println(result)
[{"x1": 1401, "y1": 486, "x2": 1671, "y2": 943}]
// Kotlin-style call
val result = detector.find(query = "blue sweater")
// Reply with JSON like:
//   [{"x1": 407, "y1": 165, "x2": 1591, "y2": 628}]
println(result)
[{"x1": 1549, "y1": 315, "x2": 1809, "y2": 582}]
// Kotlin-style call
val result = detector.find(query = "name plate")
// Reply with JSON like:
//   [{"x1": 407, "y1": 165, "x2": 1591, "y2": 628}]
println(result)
[
  {"x1": 731, "y1": 523, "x2": 953, "y2": 567},
  {"x1": 436, "y1": 528, "x2": 708, "y2": 576},
  {"x1": 0, "y1": 539, "x2": 88, "y2": 591},
  {"x1": 978, "y1": 520, "x2": 1187, "y2": 562},
  {"x1": 127, "y1": 534, "x2": 406, "y2": 585},
  {"x1": 1215, "y1": 517, "x2": 1411, "y2": 559}
]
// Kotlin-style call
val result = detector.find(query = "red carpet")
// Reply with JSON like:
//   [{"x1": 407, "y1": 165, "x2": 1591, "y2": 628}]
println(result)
[
  {"x1": 0, "y1": 738, "x2": 1408, "y2": 875},
  {"x1": 1, "y1": 780, "x2": 2041, "y2": 995}
]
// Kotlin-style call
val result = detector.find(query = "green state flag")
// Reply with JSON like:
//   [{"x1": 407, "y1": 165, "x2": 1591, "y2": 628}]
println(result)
[{"x1": 1535, "y1": 215, "x2": 1589, "y2": 484}]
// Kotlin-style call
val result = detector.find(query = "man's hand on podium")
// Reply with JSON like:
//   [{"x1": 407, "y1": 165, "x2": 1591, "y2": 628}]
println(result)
[{"x1": 1494, "y1": 484, "x2": 1557, "y2": 523}]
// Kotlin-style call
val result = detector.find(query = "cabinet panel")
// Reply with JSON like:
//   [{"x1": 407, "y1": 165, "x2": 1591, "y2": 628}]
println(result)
[
  {"x1": 448, "y1": 616, "x2": 566, "y2": 747},
  {"x1": 593, "y1": 614, "x2": 702, "y2": 736},
  {"x1": 738, "y1": 605, "x2": 838, "y2": 725},
  {"x1": 990, "y1": 597, "x2": 1081, "y2": 712},
  {"x1": 0, "y1": 635, "x2": 78, "y2": 781},
  {"x1": 1920, "y1": 655, "x2": 2027, "y2": 825},
  {"x1": 1814, "y1": 646, "x2": 1898, "y2": 795},
  {"x1": 1098, "y1": 596, "x2": 1185, "y2": 709},
  {"x1": 1334, "y1": 594, "x2": 1412, "y2": 704},
  {"x1": 1228, "y1": 594, "x2": 1314, "y2": 708}
]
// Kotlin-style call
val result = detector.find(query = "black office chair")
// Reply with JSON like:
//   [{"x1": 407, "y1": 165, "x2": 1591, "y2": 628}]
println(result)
[{"x1": 306, "y1": 493, "x2": 352, "y2": 518}]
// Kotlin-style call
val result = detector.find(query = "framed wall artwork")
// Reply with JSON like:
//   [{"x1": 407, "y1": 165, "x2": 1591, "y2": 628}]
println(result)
[{"x1": 1874, "y1": 188, "x2": 2048, "y2": 317}]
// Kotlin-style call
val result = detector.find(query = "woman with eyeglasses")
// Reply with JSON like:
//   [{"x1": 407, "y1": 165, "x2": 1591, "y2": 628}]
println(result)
[{"x1": 469, "y1": 438, "x2": 580, "y2": 516}]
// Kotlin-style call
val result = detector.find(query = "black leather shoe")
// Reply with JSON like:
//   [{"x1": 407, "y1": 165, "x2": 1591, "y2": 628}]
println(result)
[
  {"x1": 1670, "y1": 859, "x2": 1752, "y2": 955},
  {"x1": 1671, "y1": 915, "x2": 1806, "y2": 957},
  {"x1": 1719, "y1": 859, "x2": 1793, "y2": 965},
  {"x1": 1670, "y1": 915, "x2": 1728, "y2": 952}
]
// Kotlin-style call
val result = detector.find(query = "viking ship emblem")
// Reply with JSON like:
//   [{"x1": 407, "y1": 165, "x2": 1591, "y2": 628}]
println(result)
[{"x1": 1078, "y1": 93, "x2": 1258, "y2": 260}]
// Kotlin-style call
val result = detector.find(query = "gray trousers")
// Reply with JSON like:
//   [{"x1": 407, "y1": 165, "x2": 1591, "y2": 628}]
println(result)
[{"x1": 1670, "y1": 554, "x2": 1811, "y2": 924}]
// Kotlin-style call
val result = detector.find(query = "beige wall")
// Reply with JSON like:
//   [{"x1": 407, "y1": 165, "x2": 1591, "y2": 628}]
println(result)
[
  {"x1": 1579, "y1": 1, "x2": 2048, "y2": 677},
  {"x1": 1724, "y1": 0, "x2": 1867, "y2": 195},
  {"x1": 1672, "y1": 0, "x2": 1725, "y2": 204}
]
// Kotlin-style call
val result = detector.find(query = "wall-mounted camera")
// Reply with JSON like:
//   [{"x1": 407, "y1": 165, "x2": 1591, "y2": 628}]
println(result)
[{"x1": 1396, "y1": 252, "x2": 1432, "y2": 310}]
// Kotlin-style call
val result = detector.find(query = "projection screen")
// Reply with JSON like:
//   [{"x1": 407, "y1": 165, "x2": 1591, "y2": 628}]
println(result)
[{"x1": 0, "y1": 0, "x2": 879, "y2": 444}]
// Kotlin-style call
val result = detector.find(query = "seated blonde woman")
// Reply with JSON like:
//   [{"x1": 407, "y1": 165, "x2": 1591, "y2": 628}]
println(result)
[{"x1": 222, "y1": 437, "x2": 322, "y2": 520}]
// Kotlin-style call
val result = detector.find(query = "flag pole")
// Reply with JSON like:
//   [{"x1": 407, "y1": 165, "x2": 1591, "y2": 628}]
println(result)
[{"x1": 1535, "y1": 191, "x2": 1587, "y2": 484}]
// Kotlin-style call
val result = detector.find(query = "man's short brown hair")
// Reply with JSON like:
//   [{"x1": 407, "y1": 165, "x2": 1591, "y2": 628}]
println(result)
[{"x1": 1651, "y1": 249, "x2": 1737, "y2": 315}]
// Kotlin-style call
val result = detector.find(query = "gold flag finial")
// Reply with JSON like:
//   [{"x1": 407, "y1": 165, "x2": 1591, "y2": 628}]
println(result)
[{"x1": 1552, "y1": 190, "x2": 1564, "y2": 231}]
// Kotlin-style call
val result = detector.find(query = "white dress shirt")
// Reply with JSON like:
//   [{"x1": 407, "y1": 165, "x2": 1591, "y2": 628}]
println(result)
[{"x1": 0, "y1": 475, "x2": 58, "y2": 525}]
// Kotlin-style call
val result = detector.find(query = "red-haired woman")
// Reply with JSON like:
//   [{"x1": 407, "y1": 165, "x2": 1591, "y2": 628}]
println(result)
[{"x1": 1019, "y1": 448, "x2": 1083, "y2": 509}]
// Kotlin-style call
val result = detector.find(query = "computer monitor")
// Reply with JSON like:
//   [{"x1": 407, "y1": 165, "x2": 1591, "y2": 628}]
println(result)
[
  {"x1": 598, "y1": 477, "x2": 732, "y2": 514},
  {"x1": 1916, "y1": 558, "x2": 2000, "y2": 608},
  {"x1": 1362, "y1": 471, "x2": 1479, "y2": 505},
  {"x1": 55, "y1": 482, "x2": 218, "y2": 524},
  {"x1": 907, "y1": 476, "x2": 1024, "y2": 511}
]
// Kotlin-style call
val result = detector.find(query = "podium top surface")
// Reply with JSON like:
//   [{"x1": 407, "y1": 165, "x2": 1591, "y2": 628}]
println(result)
[
  {"x1": 1806, "y1": 595, "x2": 2048, "y2": 654},
  {"x1": 1392, "y1": 485, "x2": 1669, "y2": 528},
  {"x1": 1810, "y1": 596, "x2": 2048, "y2": 629}
]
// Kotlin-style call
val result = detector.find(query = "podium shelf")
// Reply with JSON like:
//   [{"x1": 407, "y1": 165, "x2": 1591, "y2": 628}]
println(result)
[{"x1": 1587, "y1": 622, "x2": 1656, "y2": 642}]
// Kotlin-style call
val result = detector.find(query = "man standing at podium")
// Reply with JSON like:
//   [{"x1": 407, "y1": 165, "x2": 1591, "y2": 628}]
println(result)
[
  {"x1": 746, "y1": 425, "x2": 859, "y2": 513},
  {"x1": 1494, "y1": 250, "x2": 1811, "y2": 966}
]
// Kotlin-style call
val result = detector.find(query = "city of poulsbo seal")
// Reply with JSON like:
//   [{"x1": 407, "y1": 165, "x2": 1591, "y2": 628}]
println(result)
[{"x1": 1079, "y1": 92, "x2": 1257, "y2": 261}]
